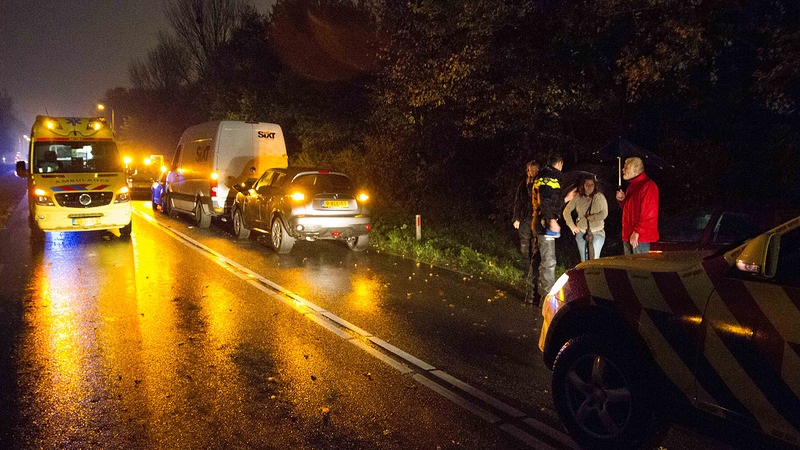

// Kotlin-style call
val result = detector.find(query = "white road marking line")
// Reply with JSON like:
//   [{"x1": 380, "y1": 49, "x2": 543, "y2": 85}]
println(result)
[
  {"x1": 133, "y1": 208, "x2": 573, "y2": 448},
  {"x1": 321, "y1": 312, "x2": 373, "y2": 337},
  {"x1": 431, "y1": 370, "x2": 526, "y2": 418},
  {"x1": 349, "y1": 340, "x2": 414, "y2": 374},
  {"x1": 368, "y1": 337, "x2": 436, "y2": 371},
  {"x1": 522, "y1": 418, "x2": 576, "y2": 448},
  {"x1": 500, "y1": 424, "x2": 558, "y2": 450},
  {"x1": 411, "y1": 374, "x2": 501, "y2": 424}
]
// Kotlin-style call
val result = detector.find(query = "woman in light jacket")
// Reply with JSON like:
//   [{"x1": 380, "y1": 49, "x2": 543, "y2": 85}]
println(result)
[{"x1": 564, "y1": 176, "x2": 608, "y2": 261}]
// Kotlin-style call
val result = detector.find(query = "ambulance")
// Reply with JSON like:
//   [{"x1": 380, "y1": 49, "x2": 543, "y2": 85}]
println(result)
[{"x1": 15, "y1": 116, "x2": 132, "y2": 237}]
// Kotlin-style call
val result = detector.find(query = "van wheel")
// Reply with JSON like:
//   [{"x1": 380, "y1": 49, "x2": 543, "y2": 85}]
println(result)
[
  {"x1": 119, "y1": 221, "x2": 132, "y2": 238},
  {"x1": 270, "y1": 217, "x2": 294, "y2": 254},
  {"x1": 552, "y1": 336, "x2": 662, "y2": 449},
  {"x1": 233, "y1": 208, "x2": 250, "y2": 239},
  {"x1": 163, "y1": 192, "x2": 174, "y2": 217},
  {"x1": 347, "y1": 234, "x2": 369, "y2": 251},
  {"x1": 29, "y1": 214, "x2": 45, "y2": 241},
  {"x1": 194, "y1": 197, "x2": 211, "y2": 228}
]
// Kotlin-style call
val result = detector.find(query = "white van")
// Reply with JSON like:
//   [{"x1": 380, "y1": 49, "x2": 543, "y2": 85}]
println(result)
[{"x1": 163, "y1": 121, "x2": 288, "y2": 228}]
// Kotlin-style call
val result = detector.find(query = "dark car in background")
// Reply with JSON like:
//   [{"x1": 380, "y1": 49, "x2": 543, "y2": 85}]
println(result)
[
  {"x1": 231, "y1": 168, "x2": 371, "y2": 253},
  {"x1": 651, "y1": 202, "x2": 800, "y2": 252}
]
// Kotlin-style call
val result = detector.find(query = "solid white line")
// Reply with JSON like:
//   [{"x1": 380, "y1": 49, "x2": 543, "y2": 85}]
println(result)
[
  {"x1": 500, "y1": 424, "x2": 558, "y2": 450},
  {"x1": 431, "y1": 370, "x2": 526, "y2": 418},
  {"x1": 522, "y1": 418, "x2": 575, "y2": 448},
  {"x1": 368, "y1": 337, "x2": 436, "y2": 371},
  {"x1": 133, "y1": 208, "x2": 569, "y2": 447},
  {"x1": 412, "y1": 374, "x2": 501, "y2": 424},
  {"x1": 349, "y1": 340, "x2": 414, "y2": 374},
  {"x1": 321, "y1": 312, "x2": 373, "y2": 337}
]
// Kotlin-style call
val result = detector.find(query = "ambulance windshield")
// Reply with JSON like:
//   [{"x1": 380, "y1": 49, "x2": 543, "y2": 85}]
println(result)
[{"x1": 32, "y1": 141, "x2": 123, "y2": 173}]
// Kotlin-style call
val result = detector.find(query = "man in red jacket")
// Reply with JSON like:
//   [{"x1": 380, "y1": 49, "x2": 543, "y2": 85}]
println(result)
[{"x1": 615, "y1": 157, "x2": 659, "y2": 254}]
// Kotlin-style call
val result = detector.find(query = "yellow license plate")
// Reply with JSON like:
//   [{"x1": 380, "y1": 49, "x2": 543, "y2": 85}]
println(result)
[
  {"x1": 322, "y1": 200, "x2": 349, "y2": 208},
  {"x1": 73, "y1": 218, "x2": 100, "y2": 226}
]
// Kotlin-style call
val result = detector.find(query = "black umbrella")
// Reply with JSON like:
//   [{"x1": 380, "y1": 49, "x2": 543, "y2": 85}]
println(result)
[{"x1": 593, "y1": 137, "x2": 673, "y2": 187}]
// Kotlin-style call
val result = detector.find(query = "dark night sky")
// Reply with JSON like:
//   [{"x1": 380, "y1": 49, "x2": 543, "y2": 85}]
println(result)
[{"x1": 0, "y1": 0, "x2": 273, "y2": 127}]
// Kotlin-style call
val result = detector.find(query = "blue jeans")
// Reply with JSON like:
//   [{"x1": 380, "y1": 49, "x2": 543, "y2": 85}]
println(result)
[
  {"x1": 623, "y1": 241, "x2": 651, "y2": 254},
  {"x1": 576, "y1": 231, "x2": 605, "y2": 261}
]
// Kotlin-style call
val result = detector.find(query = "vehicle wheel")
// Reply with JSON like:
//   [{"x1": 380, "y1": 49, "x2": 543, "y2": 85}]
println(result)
[
  {"x1": 551, "y1": 336, "x2": 662, "y2": 450},
  {"x1": 163, "y1": 192, "x2": 174, "y2": 217},
  {"x1": 29, "y1": 214, "x2": 45, "y2": 241},
  {"x1": 270, "y1": 217, "x2": 294, "y2": 254},
  {"x1": 347, "y1": 234, "x2": 369, "y2": 251},
  {"x1": 194, "y1": 197, "x2": 211, "y2": 228},
  {"x1": 119, "y1": 221, "x2": 132, "y2": 238},
  {"x1": 232, "y1": 208, "x2": 251, "y2": 239}
]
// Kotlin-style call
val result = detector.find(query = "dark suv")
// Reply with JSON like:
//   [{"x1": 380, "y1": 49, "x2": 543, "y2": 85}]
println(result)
[{"x1": 651, "y1": 202, "x2": 800, "y2": 252}]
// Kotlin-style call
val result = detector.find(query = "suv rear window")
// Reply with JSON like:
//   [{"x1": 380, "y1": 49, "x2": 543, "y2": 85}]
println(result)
[{"x1": 292, "y1": 173, "x2": 353, "y2": 192}]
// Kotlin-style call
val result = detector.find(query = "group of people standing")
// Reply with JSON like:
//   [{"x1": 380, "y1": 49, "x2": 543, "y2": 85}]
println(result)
[{"x1": 512, "y1": 154, "x2": 659, "y2": 306}]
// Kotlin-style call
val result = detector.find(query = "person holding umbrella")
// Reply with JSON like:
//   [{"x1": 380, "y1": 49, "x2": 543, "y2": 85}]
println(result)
[
  {"x1": 616, "y1": 157, "x2": 659, "y2": 254},
  {"x1": 564, "y1": 175, "x2": 608, "y2": 261}
]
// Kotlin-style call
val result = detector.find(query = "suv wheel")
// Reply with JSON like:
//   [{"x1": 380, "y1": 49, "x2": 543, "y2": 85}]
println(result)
[
  {"x1": 346, "y1": 234, "x2": 369, "y2": 251},
  {"x1": 552, "y1": 336, "x2": 662, "y2": 449},
  {"x1": 233, "y1": 208, "x2": 250, "y2": 239},
  {"x1": 119, "y1": 221, "x2": 132, "y2": 238},
  {"x1": 194, "y1": 197, "x2": 211, "y2": 228},
  {"x1": 270, "y1": 217, "x2": 294, "y2": 254}
]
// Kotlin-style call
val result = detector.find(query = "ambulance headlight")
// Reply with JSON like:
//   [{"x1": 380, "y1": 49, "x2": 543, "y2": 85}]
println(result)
[
  {"x1": 114, "y1": 186, "x2": 130, "y2": 203},
  {"x1": 33, "y1": 188, "x2": 55, "y2": 206}
]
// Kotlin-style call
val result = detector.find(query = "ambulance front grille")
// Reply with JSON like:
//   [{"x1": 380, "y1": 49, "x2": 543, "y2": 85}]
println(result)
[{"x1": 54, "y1": 192, "x2": 113, "y2": 208}]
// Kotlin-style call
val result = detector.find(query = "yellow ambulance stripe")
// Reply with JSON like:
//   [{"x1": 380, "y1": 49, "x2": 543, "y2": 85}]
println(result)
[
  {"x1": 636, "y1": 309, "x2": 706, "y2": 401},
  {"x1": 782, "y1": 342, "x2": 800, "y2": 401},
  {"x1": 627, "y1": 271, "x2": 670, "y2": 312},
  {"x1": 583, "y1": 269, "x2": 613, "y2": 301},
  {"x1": 703, "y1": 296, "x2": 798, "y2": 435},
  {"x1": 744, "y1": 283, "x2": 800, "y2": 344},
  {"x1": 680, "y1": 268, "x2": 717, "y2": 312}
]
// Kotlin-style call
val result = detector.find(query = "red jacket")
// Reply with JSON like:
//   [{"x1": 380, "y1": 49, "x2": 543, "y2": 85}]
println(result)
[{"x1": 620, "y1": 173, "x2": 659, "y2": 243}]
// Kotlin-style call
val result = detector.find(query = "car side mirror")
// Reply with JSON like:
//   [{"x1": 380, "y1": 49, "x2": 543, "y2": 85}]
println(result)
[
  {"x1": 735, "y1": 232, "x2": 779, "y2": 278},
  {"x1": 256, "y1": 185, "x2": 271, "y2": 196},
  {"x1": 15, "y1": 161, "x2": 29, "y2": 178}
]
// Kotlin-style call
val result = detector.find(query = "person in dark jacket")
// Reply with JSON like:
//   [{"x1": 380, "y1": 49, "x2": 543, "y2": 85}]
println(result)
[
  {"x1": 513, "y1": 160, "x2": 540, "y2": 269},
  {"x1": 532, "y1": 153, "x2": 576, "y2": 304}
]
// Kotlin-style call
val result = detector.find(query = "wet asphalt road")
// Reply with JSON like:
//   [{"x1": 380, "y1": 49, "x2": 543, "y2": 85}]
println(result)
[{"x1": 0, "y1": 182, "x2": 741, "y2": 449}]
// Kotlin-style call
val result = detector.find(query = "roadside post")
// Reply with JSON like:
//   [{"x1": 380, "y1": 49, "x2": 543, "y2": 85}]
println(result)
[{"x1": 416, "y1": 215, "x2": 422, "y2": 240}]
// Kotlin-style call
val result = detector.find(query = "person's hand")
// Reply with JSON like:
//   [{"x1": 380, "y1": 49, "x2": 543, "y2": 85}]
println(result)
[
  {"x1": 570, "y1": 225, "x2": 579, "y2": 235},
  {"x1": 564, "y1": 188, "x2": 578, "y2": 203},
  {"x1": 630, "y1": 231, "x2": 640, "y2": 249},
  {"x1": 549, "y1": 219, "x2": 561, "y2": 233},
  {"x1": 513, "y1": 220, "x2": 520, "y2": 229},
  {"x1": 586, "y1": 213, "x2": 595, "y2": 222},
  {"x1": 616, "y1": 190, "x2": 625, "y2": 201}
]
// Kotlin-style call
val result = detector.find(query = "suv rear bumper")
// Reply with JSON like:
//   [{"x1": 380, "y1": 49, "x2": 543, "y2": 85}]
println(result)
[{"x1": 287, "y1": 215, "x2": 370, "y2": 239}]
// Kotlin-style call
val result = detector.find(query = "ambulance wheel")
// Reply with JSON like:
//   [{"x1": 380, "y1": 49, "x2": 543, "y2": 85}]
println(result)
[
  {"x1": 194, "y1": 197, "x2": 211, "y2": 229},
  {"x1": 347, "y1": 234, "x2": 369, "y2": 251},
  {"x1": 552, "y1": 335, "x2": 662, "y2": 449},
  {"x1": 29, "y1": 215, "x2": 45, "y2": 242},
  {"x1": 119, "y1": 221, "x2": 132, "y2": 238},
  {"x1": 270, "y1": 217, "x2": 294, "y2": 254},
  {"x1": 232, "y1": 208, "x2": 250, "y2": 239}
]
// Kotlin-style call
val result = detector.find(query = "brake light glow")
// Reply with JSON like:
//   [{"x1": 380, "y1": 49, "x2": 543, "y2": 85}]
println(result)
[
  {"x1": 290, "y1": 192, "x2": 305, "y2": 201},
  {"x1": 210, "y1": 178, "x2": 218, "y2": 197},
  {"x1": 358, "y1": 193, "x2": 369, "y2": 202}
]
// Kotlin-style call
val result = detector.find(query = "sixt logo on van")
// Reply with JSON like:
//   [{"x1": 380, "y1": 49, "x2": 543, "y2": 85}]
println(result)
[{"x1": 257, "y1": 131, "x2": 275, "y2": 139}]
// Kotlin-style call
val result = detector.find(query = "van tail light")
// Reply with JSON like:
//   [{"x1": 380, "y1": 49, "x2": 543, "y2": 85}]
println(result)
[{"x1": 210, "y1": 179, "x2": 218, "y2": 198}]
